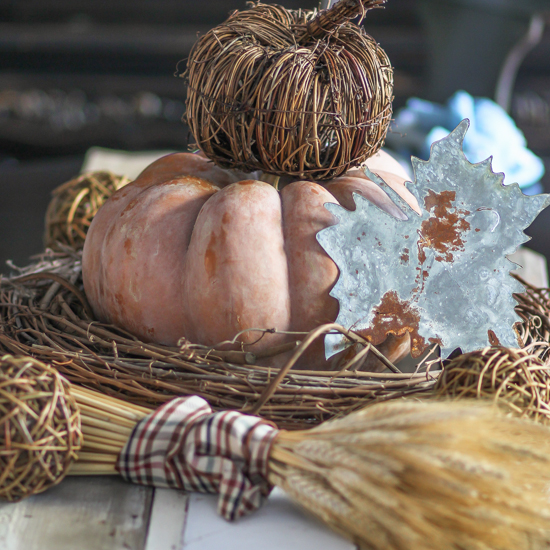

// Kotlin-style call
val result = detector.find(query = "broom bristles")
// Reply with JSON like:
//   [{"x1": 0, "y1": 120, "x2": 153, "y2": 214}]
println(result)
[
  {"x1": 270, "y1": 400, "x2": 550, "y2": 550},
  {"x1": 68, "y1": 387, "x2": 150, "y2": 476}
]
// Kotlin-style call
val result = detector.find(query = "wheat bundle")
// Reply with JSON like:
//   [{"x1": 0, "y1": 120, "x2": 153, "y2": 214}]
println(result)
[
  {"x1": 3, "y1": 355, "x2": 550, "y2": 549},
  {"x1": 271, "y1": 401, "x2": 550, "y2": 550}
]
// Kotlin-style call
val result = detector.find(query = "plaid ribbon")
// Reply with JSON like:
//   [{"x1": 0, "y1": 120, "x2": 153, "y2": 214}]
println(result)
[{"x1": 116, "y1": 396, "x2": 278, "y2": 520}]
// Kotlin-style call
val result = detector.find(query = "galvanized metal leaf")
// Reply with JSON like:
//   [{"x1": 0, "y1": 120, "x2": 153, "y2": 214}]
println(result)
[{"x1": 317, "y1": 119, "x2": 550, "y2": 360}]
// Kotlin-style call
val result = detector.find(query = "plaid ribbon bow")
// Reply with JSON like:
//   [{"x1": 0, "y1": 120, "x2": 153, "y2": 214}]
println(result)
[{"x1": 116, "y1": 396, "x2": 278, "y2": 520}]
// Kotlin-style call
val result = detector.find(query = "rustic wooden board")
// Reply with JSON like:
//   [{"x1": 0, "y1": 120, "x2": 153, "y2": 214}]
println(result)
[
  {"x1": 0, "y1": 476, "x2": 153, "y2": 550},
  {"x1": 509, "y1": 247, "x2": 549, "y2": 288},
  {"x1": 82, "y1": 147, "x2": 174, "y2": 179},
  {"x1": 144, "y1": 488, "x2": 188, "y2": 550}
]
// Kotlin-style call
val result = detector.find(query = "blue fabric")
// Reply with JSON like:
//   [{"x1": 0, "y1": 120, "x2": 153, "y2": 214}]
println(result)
[{"x1": 393, "y1": 91, "x2": 545, "y2": 190}]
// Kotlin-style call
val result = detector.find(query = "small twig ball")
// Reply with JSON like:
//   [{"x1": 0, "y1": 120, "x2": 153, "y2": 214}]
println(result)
[
  {"x1": 434, "y1": 346, "x2": 550, "y2": 424},
  {"x1": 184, "y1": 0, "x2": 393, "y2": 180},
  {"x1": 0, "y1": 355, "x2": 82, "y2": 501},
  {"x1": 45, "y1": 171, "x2": 130, "y2": 250}
]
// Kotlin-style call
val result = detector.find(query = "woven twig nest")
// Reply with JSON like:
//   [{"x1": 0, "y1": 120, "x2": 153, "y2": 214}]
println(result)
[
  {"x1": 45, "y1": 171, "x2": 130, "y2": 250},
  {"x1": 0, "y1": 250, "x2": 438, "y2": 430},
  {"x1": 0, "y1": 355, "x2": 81, "y2": 501},
  {"x1": 434, "y1": 346, "x2": 550, "y2": 424},
  {"x1": 184, "y1": 0, "x2": 393, "y2": 180},
  {"x1": 2, "y1": 250, "x2": 550, "y2": 428}
]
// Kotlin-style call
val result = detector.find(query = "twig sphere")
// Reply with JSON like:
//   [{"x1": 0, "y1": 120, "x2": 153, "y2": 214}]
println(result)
[
  {"x1": 434, "y1": 346, "x2": 550, "y2": 424},
  {"x1": 45, "y1": 171, "x2": 130, "y2": 250},
  {"x1": 184, "y1": 1, "x2": 393, "y2": 180},
  {"x1": 0, "y1": 355, "x2": 82, "y2": 501}
]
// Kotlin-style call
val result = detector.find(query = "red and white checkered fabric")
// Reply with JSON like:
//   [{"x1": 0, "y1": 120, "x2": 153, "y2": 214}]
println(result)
[{"x1": 116, "y1": 396, "x2": 278, "y2": 520}]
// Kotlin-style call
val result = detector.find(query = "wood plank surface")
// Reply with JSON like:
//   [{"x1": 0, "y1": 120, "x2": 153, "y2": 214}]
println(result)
[
  {"x1": 509, "y1": 247, "x2": 549, "y2": 288},
  {"x1": 82, "y1": 147, "x2": 174, "y2": 180},
  {"x1": 0, "y1": 476, "x2": 153, "y2": 550},
  {"x1": 144, "y1": 489, "x2": 188, "y2": 550}
]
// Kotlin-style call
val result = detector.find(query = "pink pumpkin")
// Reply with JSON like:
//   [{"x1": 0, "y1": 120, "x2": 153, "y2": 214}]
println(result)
[{"x1": 82, "y1": 152, "x2": 417, "y2": 370}]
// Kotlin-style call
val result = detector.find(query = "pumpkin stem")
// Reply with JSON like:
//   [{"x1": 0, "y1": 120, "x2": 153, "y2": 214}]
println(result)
[
  {"x1": 260, "y1": 173, "x2": 281, "y2": 191},
  {"x1": 299, "y1": 0, "x2": 386, "y2": 43}
]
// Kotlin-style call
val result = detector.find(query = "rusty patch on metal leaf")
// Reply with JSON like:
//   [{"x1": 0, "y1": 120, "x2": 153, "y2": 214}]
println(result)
[
  {"x1": 356, "y1": 290, "x2": 426, "y2": 356},
  {"x1": 418, "y1": 190, "x2": 471, "y2": 263}
]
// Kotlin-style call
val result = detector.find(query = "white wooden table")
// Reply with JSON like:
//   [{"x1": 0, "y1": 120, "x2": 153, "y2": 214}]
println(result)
[{"x1": 2, "y1": 148, "x2": 547, "y2": 550}]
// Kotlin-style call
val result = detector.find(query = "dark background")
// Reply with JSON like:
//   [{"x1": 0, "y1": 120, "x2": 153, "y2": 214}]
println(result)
[{"x1": 1, "y1": 0, "x2": 550, "y2": 269}]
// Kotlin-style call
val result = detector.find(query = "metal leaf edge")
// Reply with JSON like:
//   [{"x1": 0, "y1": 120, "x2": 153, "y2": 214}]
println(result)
[{"x1": 318, "y1": 119, "x2": 550, "y2": 361}]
